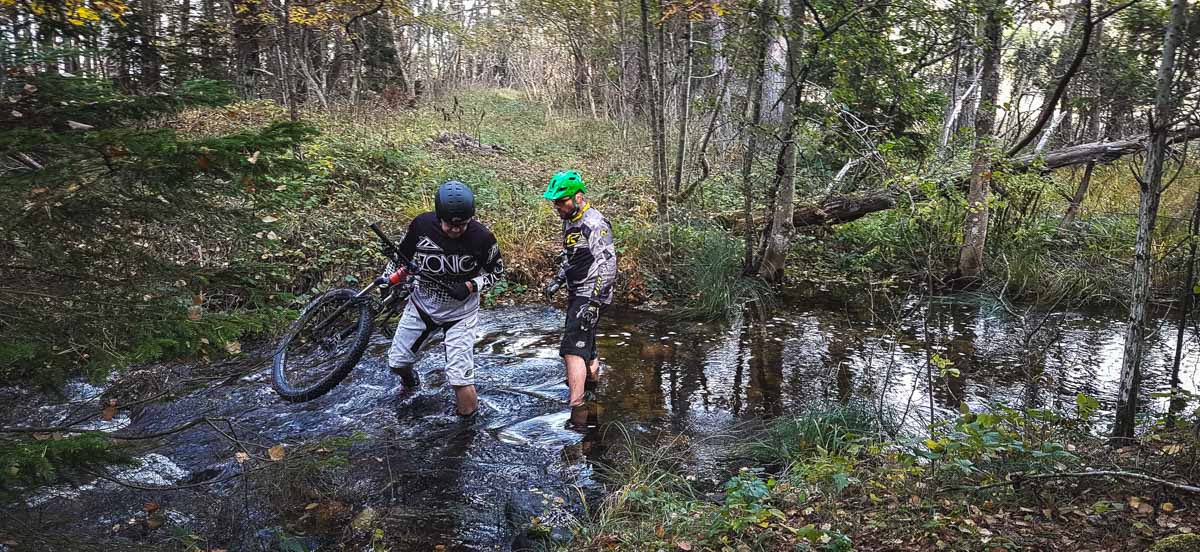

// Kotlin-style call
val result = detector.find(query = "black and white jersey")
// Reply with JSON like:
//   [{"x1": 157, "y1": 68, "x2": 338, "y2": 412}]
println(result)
[
  {"x1": 556, "y1": 204, "x2": 617, "y2": 304},
  {"x1": 396, "y1": 212, "x2": 505, "y2": 322}
]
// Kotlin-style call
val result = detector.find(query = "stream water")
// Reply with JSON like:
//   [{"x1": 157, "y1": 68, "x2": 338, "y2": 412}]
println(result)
[{"x1": 3, "y1": 293, "x2": 1198, "y2": 551}]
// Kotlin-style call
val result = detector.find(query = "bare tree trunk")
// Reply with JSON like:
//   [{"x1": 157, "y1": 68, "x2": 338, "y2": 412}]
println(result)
[
  {"x1": 638, "y1": 0, "x2": 667, "y2": 225},
  {"x1": 385, "y1": 7, "x2": 411, "y2": 97},
  {"x1": 1060, "y1": 160, "x2": 1094, "y2": 229},
  {"x1": 955, "y1": 0, "x2": 1003, "y2": 284},
  {"x1": 1168, "y1": 185, "x2": 1200, "y2": 428},
  {"x1": 741, "y1": 0, "x2": 774, "y2": 272},
  {"x1": 1113, "y1": 0, "x2": 1187, "y2": 441},
  {"x1": 230, "y1": 0, "x2": 261, "y2": 98},
  {"x1": 671, "y1": 18, "x2": 693, "y2": 194},
  {"x1": 759, "y1": 0, "x2": 805, "y2": 283},
  {"x1": 655, "y1": 0, "x2": 669, "y2": 225}
]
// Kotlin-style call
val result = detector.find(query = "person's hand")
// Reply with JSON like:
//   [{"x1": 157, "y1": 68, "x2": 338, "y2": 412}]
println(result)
[
  {"x1": 447, "y1": 280, "x2": 473, "y2": 301},
  {"x1": 543, "y1": 279, "x2": 563, "y2": 300},
  {"x1": 576, "y1": 301, "x2": 601, "y2": 331}
]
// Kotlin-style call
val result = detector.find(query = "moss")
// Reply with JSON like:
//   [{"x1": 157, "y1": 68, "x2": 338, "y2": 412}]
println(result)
[{"x1": 1151, "y1": 534, "x2": 1200, "y2": 552}]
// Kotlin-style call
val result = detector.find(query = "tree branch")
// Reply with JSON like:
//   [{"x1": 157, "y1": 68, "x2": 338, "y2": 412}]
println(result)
[
  {"x1": 944, "y1": 470, "x2": 1200, "y2": 495},
  {"x1": 1007, "y1": 0, "x2": 1094, "y2": 157}
]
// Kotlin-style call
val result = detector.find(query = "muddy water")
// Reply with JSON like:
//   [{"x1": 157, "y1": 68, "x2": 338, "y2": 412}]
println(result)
[{"x1": 2, "y1": 294, "x2": 1197, "y2": 550}]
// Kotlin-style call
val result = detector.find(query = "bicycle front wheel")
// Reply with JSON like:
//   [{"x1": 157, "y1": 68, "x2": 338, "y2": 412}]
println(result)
[{"x1": 272, "y1": 288, "x2": 374, "y2": 402}]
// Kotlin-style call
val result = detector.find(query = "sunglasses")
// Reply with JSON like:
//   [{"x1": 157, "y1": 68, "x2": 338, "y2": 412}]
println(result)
[{"x1": 441, "y1": 219, "x2": 470, "y2": 230}]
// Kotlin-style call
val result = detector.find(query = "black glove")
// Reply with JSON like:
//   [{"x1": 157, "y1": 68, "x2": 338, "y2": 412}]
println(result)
[
  {"x1": 447, "y1": 281, "x2": 472, "y2": 301},
  {"x1": 576, "y1": 301, "x2": 601, "y2": 331},
  {"x1": 543, "y1": 278, "x2": 564, "y2": 300}
]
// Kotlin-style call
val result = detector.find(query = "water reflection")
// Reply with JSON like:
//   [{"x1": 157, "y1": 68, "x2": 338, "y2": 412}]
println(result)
[{"x1": 589, "y1": 294, "x2": 1200, "y2": 432}]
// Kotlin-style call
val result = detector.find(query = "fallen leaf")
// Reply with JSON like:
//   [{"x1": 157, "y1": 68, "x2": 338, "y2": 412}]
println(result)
[
  {"x1": 234, "y1": 452, "x2": 249, "y2": 464},
  {"x1": 275, "y1": 184, "x2": 287, "y2": 191},
  {"x1": 187, "y1": 305, "x2": 202, "y2": 321},
  {"x1": 143, "y1": 501, "x2": 159, "y2": 513},
  {"x1": 247, "y1": 151, "x2": 260, "y2": 164},
  {"x1": 224, "y1": 340, "x2": 241, "y2": 355},
  {"x1": 66, "y1": 120, "x2": 94, "y2": 130},
  {"x1": 266, "y1": 231, "x2": 278, "y2": 241},
  {"x1": 268, "y1": 444, "x2": 285, "y2": 461},
  {"x1": 145, "y1": 515, "x2": 163, "y2": 530},
  {"x1": 261, "y1": 215, "x2": 278, "y2": 223},
  {"x1": 1164, "y1": 502, "x2": 1177, "y2": 513},
  {"x1": 32, "y1": 432, "x2": 52, "y2": 441},
  {"x1": 101, "y1": 399, "x2": 117, "y2": 421},
  {"x1": 434, "y1": 545, "x2": 445, "y2": 551},
  {"x1": 11, "y1": 110, "x2": 22, "y2": 118},
  {"x1": 306, "y1": 503, "x2": 319, "y2": 510},
  {"x1": 677, "y1": 541, "x2": 692, "y2": 551},
  {"x1": 1139, "y1": 502, "x2": 1155, "y2": 515},
  {"x1": 1163, "y1": 444, "x2": 1185, "y2": 455}
]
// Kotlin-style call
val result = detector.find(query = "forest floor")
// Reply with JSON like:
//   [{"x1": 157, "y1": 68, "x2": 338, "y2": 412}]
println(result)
[{"x1": 562, "y1": 408, "x2": 1200, "y2": 552}]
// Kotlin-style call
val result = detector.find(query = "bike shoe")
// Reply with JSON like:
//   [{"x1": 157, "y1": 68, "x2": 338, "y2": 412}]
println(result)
[{"x1": 391, "y1": 364, "x2": 420, "y2": 390}]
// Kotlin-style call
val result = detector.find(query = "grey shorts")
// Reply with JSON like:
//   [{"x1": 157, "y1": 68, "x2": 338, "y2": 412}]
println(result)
[{"x1": 387, "y1": 301, "x2": 478, "y2": 386}]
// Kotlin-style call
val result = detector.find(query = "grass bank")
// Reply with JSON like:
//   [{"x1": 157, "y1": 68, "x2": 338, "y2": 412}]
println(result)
[{"x1": 564, "y1": 403, "x2": 1200, "y2": 551}]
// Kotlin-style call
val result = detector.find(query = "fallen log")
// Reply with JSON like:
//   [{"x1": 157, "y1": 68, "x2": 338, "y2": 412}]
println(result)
[{"x1": 793, "y1": 125, "x2": 1200, "y2": 227}]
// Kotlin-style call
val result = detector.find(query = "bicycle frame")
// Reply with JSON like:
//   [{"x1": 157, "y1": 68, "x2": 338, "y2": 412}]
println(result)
[{"x1": 310, "y1": 222, "x2": 414, "y2": 337}]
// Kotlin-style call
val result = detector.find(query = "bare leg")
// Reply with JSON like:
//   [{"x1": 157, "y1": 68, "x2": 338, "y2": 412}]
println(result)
[
  {"x1": 565, "y1": 354, "x2": 588, "y2": 406},
  {"x1": 570, "y1": 402, "x2": 594, "y2": 428},
  {"x1": 454, "y1": 384, "x2": 478, "y2": 416},
  {"x1": 587, "y1": 357, "x2": 600, "y2": 381}
]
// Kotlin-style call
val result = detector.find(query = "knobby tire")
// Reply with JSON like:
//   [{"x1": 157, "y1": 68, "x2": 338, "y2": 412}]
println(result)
[{"x1": 272, "y1": 288, "x2": 373, "y2": 402}]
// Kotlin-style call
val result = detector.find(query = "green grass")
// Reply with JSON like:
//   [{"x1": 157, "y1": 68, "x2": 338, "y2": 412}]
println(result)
[{"x1": 748, "y1": 403, "x2": 885, "y2": 464}]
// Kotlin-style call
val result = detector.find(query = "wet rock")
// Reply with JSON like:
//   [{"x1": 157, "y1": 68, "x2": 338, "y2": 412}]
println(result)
[
  {"x1": 507, "y1": 488, "x2": 575, "y2": 549},
  {"x1": 351, "y1": 506, "x2": 378, "y2": 533},
  {"x1": 1151, "y1": 534, "x2": 1200, "y2": 552}
]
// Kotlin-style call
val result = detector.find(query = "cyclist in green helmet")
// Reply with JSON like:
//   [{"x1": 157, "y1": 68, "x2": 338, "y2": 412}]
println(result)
[{"x1": 542, "y1": 170, "x2": 617, "y2": 430}]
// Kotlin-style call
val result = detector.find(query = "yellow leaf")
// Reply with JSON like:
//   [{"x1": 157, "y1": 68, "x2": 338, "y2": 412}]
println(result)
[
  {"x1": 224, "y1": 340, "x2": 241, "y2": 355},
  {"x1": 1163, "y1": 502, "x2": 1176, "y2": 513},
  {"x1": 306, "y1": 503, "x2": 320, "y2": 510},
  {"x1": 101, "y1": 400, "x2": 117, "y2": 421},
  {"x1": 268, "y1": 444, "x2": 285, "y2": 461}
]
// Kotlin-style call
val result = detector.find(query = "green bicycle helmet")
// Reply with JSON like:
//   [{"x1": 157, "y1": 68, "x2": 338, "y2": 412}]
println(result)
[{"x1": 543, "y1": 170, "x2": 587, "y2": 200}]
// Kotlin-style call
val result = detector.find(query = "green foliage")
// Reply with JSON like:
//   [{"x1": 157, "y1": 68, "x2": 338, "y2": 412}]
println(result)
[
  {"x1": 750, "y1": 403, "x2": 881, "y2": 464},
  {"x1": 711, "y1": 468, "x2": 787, "y2": 535},
  {"x1": 661, "y1": 222, "x2": 774, "y2": 321},
  {"x1": 0, "y1": 434, "x2": 130, "y2": 490},
  {"x1": 1, "y1": 62, "x2": 315, "y2": 384},
  {"x1": 915, "y1": 404, "x2": 1080, "y2": 485}
]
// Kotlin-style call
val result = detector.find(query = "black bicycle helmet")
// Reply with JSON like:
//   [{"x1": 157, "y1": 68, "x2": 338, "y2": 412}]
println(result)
[{"x1": 435, "y1": 180, "x2": 476, "y2": 224}]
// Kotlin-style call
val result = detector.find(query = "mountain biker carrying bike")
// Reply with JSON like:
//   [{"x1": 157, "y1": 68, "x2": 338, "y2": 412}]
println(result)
[
  {"x1": 541, "y1": 170, "x2": 617, "y2": 429},
  {"x1": 387, "y1": 181, "x2": 504, "y2": 417}
]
